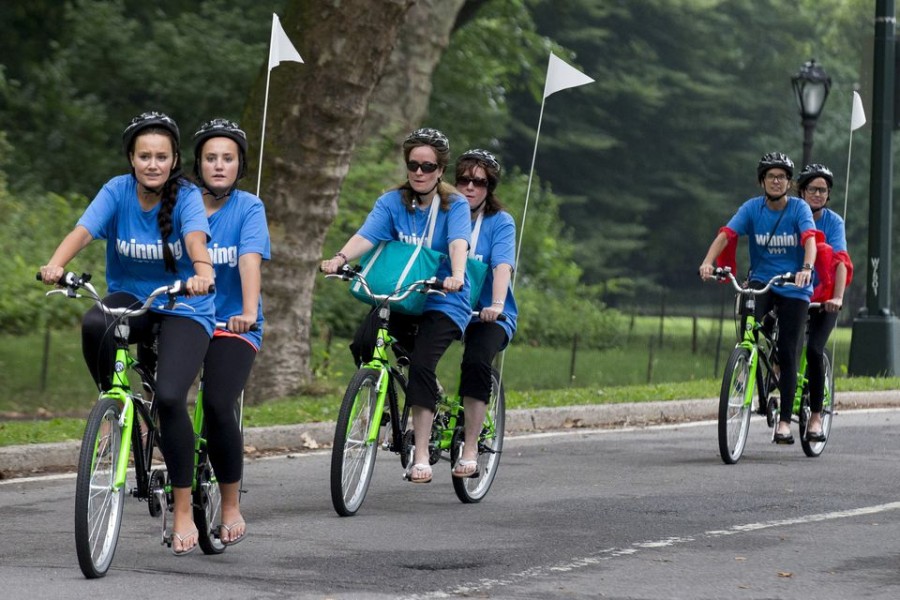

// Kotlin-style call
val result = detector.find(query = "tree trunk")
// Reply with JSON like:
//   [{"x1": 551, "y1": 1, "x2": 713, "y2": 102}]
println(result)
[
  {"x1": 359, "y1": 0, "x2": 467, "y2": 145},
  {"x1": 241, "y1": 0, "x2": 414, "y2": 402}
]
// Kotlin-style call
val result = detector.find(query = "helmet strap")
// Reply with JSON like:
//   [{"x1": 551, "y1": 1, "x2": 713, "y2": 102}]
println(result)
[{"x1": 470, "y1": 198, "x2": 487, "y2": 214}]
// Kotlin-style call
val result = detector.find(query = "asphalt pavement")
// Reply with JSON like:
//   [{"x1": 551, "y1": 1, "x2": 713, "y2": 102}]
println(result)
[{"x1": 3, "y1": 390, "x2": 900, "y2": 478}]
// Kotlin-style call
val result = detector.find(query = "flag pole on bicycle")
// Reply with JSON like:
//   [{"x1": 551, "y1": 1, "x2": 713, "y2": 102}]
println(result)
[
  {"x1": 499, "y1": 53, "x2": 594, "y2": 382},
  {"x1": 256, "y1": 13, "x2": 304, "y2": 198}
]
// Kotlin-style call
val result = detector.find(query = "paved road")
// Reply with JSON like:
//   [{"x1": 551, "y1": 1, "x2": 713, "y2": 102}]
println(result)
[{"x1": 2, "y1": 408, "x2": 900, "y2": 599}]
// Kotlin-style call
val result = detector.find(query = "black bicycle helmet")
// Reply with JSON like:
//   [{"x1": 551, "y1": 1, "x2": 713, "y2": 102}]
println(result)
[
  {"x1": 796, "y1": 163, "x2": 834, "y2": 190},
  {"x1": 122, "y1": 111, "x2": 180, "y2": 158},
  {"x1": 192, "y1": 118, "x2": 249, "y2": 179},
  {"x1": 458, "y1": 148, "x2": 501, "y2": 175},
  {"x1": 757, "y1": 152, "x2": 794, "y2": 182},
  {"x1": 403, "y1": 127, "x2": 450, "y2": 155}
]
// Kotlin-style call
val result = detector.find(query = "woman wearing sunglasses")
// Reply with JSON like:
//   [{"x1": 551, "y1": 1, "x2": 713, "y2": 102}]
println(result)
[
  {"x1": 451, "y1": 149, "x2": 517, "y2": 478},
  {"x1": 796, "y1": 163, "x2": 852, "y2": 442},
  {"x1": 321, "y1": 127, "x2": 470, "y2": 484}
]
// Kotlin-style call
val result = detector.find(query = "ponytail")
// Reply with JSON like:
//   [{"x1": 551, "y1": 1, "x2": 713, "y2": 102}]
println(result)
[{"x1": 157, "y1": 171, "x2": 182, "y2": 273}]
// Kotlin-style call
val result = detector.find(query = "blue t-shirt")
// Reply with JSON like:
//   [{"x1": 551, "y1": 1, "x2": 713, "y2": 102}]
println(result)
[
  {"x1": 77, "y1": 174, "x2": 215, "y2": 335},
  {"x1": 469, "y1": 211, "x2": 518, "y2": 343},
  {"x1": 816, "y1": 208, "x2": 848, "y2": 253},
  {"x1": 356, "y1": 189, "x2": 472, "y2": 333},
  {"x1": 726, "y1": 195, "x2": 815, "y2": 300},
  {"x1": 207, "y1": 189, "x2": 271, "y2": 349}
]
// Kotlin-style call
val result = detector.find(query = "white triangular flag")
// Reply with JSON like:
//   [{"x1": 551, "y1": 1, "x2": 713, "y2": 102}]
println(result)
[
  {"x1": 268, "y1": 13, "x2": 303, "y2": 71},
  {"x1": 851, "y1": 90, "x2": 866, "y2": 131},
  {"x1": 543, "y1": 52, "x2": 595, "y2": 99}
]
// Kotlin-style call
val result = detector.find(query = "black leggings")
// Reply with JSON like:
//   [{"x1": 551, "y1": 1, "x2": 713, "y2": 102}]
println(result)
[
  {"x1": 383, "y1": 311, "x2": 461, "y2": 412},
  {"x1": 459, "y1": 321, "x2": 508, "y2": 403},
  {"x1": 82, "y1": 292, "x2": 210, "y2": 488},
  {"x1": 806, "y1": 310, "x2": 838, "y2": 413},
  {"x1": 201, "y1": 337, "x2": 257, "y2": 484},
  {"x1": 755, "y1": 291, "x2": 809, "y2": 424}
]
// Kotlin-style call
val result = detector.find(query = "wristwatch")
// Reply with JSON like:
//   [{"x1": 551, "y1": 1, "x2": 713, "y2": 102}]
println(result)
[{"x1": 801, "y1": 263, "x2": 813, "y2": 271}]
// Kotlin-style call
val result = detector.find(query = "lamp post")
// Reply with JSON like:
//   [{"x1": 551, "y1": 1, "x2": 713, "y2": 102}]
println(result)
[{"x1": 792, "y1": 59, "x2": 832, "y2": 166}]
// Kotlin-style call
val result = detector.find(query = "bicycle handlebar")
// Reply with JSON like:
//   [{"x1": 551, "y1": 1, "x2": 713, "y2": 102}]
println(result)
[
  {"x1": 324, "y1": 264, "x2": 446, "y2": 303},
  {"x1": 709, "y1": 267, "x2": 796, "y2": 295},
  {"x1": 38, "y1": 271, "x2": 214, "y2": 318}
]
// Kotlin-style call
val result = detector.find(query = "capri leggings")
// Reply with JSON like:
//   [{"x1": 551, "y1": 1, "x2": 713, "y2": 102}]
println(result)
[
  {"x1": 81, "y1": 291, "x2": 210, "y2": 488},
  {"x1": 806, "y1": 309, "x2": 838, "y2": 413},
  {"x1": 201, "y1": 336, "x2": 257, "y2": 484},
  {"x1": 754, "y1": 290, "x2": 809, "y2": 425},
  {"x1": 458, "y1": 321, "x2": 508, "y2": 403},
  {"x1": 386, "y1": 311, "x2": 461, "y2": 412}
]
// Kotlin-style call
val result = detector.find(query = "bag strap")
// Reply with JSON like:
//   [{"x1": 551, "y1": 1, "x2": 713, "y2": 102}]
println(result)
[
  {"x1": 423, "y1": 194, "x2": 439, "y2": 249},
  {"x1": 469, "y1": 212, "x2": 483, "y2": 258}
]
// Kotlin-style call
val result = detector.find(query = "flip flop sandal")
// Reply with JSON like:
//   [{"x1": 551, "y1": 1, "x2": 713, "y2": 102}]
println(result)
[
  {"x1": 170, "y1": 528, "x2": 199, "y2": 556},
  {"x1": 217, "y1": 520, "x2": 247, "y2": 546},
  {"x1": 404, "y1": 463, "x2": 432, "y2": 484},
  {"x1": 452, "y1": 459, "x2": 480, "y2": 479}
]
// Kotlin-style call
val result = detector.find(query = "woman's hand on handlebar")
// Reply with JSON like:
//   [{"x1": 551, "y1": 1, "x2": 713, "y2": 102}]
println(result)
[
  {"x1": 442, "y1": 275, "x2": 464, "y2": 293},
  {"x1": 793, "y1": 268, "x2": 812, "y2": 289},
  {"x1": 479, "y1": 305, "x2": 503, "y2": 322},
  {"x1": 227, "y1": 313, "x2": 258, "y2": 334},
  {"x1": 824, "y1": 296, "x2": 843, "y2": 313},
  {"x1": 185, "y1": 275, "x2": 214, "y2": 296},
  {"x1": 698, "y1": 263, "x2": 716, "y2": 281},
  {"x1": 39, "y1": 264, "x2": 65, "y2": 286},
  {"x1": 321, "y1": 256, "x2": 346, "y2": 274}
]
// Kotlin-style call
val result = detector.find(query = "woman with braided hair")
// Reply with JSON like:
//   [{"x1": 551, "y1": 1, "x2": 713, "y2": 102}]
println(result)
[{"x1": 40, "y1": 111, "x2": 215, "y2": 555}]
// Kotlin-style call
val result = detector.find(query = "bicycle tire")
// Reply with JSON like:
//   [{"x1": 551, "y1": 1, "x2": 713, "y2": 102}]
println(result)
[
  {"x1": 74, "y1": 397, "x2": 127, "y2": 578},
  {"x1": 452, "y1": 369, "x2": 505, "y2": 503},
  {"x1": 194, "y1": 462, "x2": 226, "y2": 554},
  {"x1": 331, "y1": 368, "x2": 383, "y2": 517},
  {"x1": 801, "y1": 348, "x2": 835, "y2": 457},
  {"x1": 718, "y1": 347, "x2": 753, "y2": 464}
]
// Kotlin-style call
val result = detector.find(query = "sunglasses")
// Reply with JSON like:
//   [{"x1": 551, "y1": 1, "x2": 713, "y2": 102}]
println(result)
[
  {"x1": 456, "y1": 176, "x2": 489, "y2": 188},
  {"x1": 407, "y1": 160, "x2": 439, "y2": 174}
]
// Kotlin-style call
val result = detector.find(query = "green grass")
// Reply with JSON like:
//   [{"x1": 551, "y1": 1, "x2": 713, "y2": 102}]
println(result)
[{"x1": 0, "y1": 317, "x2": 889, "y2": 447}]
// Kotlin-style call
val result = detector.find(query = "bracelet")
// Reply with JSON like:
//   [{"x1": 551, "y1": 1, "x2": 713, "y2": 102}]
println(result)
[
  {"x1": 492, "y1": 300, "x2": 504, "y2": 306},
  {"x1": 193, "y1": 260, "x2": 213, "y2": 268},
  {"x1": 334, "y1": 252, "x2": 348, "y2": 265}
]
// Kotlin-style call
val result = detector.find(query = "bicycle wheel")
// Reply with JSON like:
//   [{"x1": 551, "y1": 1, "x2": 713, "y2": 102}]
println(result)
[
  {"x1": 331, "y1": 368, "x2": 383, "y2": 517},
  {"x1": 74, "y1": 397, "x2": 127, "y2": 578},
  {"x1": 194, "y1": 461, "x2": 225, "y2": 554},
  {"x1": 452, "y1": 369, "x2": 506, "y2": 503},
  {"x1": 801, "y1": 348, "x2": 835, "y2": 457},
  {"x1": 718, "y1": 347, "x2": 753, "y2": 464}
]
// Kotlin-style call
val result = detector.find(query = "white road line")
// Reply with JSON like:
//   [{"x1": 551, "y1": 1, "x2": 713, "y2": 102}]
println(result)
[{"x1": 403, "y1": 501, "x2": 900, "y2": 599}]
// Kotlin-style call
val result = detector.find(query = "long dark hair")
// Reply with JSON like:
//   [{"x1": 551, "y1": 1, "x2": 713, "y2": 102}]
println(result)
[{"x1": 129, "y1": 126, "x2": 182, "y2": 273}]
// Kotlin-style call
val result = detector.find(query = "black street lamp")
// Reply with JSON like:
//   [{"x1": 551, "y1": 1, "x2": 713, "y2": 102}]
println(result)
[{"x1": 791, "y1": 59, "x2": 832, "y2": 166}]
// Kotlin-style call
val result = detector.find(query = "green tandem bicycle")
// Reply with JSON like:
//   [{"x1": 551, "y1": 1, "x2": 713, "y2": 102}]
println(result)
[
  {"x1": 41, "y1": 272, "x2": 244, "y2": 578},
  {"x1": 325, "y1": 265, "x2": 506, "y2": 516},
  {"x1": 712, "y1": 267, "x2": 835, "y2": 464}
]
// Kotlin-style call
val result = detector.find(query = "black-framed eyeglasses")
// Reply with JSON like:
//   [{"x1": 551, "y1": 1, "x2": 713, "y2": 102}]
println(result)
[
  {"x1": 805, "y1": 186, "x2": 829, "y2": 196},
  {"x1": 764, "y1": 173, "x2": 788, "y2": 183},
  {"x1": 407, "y1": 160, "x2": 439, "y2": 174},
  {"x1": 456, "y1": 176, "x2": 488, "y2": 188}
]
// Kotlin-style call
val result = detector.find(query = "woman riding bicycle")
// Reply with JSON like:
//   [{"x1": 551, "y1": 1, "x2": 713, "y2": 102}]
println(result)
[
  {"x1": 320, "y1": 127, "x2": 470, "y2": 484},
  {"x1": 452, "y1": 149, "x2": 517, "y2": 478},
  {"x1": 39, "y1": 112, "x2": 215, "y2": 555},
  {"x1": 796, "y1": 163, "x2": 853, "y2": 442},
  {"x1": 192, "y1": 118, "x2": 271, "y2": 546},
  {"x1": 699, "y1": 152, "x2": 816, "y2": 445}
]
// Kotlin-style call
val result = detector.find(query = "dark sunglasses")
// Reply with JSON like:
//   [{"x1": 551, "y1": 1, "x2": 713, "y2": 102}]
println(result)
[
  {"x1": 456, "y1": 176, "x2": 488, "y2": 188},
  {"x1": 407, "y1": 160, "x2": 439, "y2": 174}
]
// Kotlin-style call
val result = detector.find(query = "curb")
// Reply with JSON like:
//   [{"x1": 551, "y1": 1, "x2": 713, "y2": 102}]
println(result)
[{"x1": 3, "y1": 391, "x2": 900, "y2": 478}]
